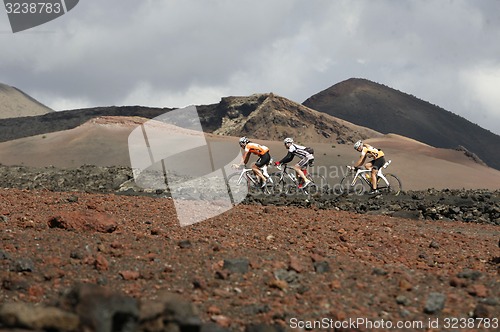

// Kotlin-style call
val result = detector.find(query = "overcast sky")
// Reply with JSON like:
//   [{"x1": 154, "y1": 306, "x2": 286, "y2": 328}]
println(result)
[{"x1": 1, "y1": 0, "x2": 499, "y2": 135}]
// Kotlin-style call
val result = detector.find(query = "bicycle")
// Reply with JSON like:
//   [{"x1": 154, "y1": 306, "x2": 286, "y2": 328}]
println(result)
[
  {"x1": 226, "y1": 164, "x2": 273, "y2": 197},
  {"x1": 269, "y1": 163, "x2": 328, "y2": 196},
  {"x1": 339, "y1": 160, "x2": 402, "y2": 195}
]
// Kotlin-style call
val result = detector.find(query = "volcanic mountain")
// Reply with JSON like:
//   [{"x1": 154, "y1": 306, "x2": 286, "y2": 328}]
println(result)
[
  {"x1": 0, "y1": 83, "x2": 54, "y2": 119},
  {"x1": 303, "y1": 78, "x2": 500, "y2": 170},
  {"x1": 196, "y1": 93, "x2": 380, "y2": 144}
]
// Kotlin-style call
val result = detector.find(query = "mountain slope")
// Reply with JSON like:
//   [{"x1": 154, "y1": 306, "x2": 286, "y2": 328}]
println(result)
[
  {"x1": 197, "y1": 93, "x2": 381, "y2": 144},
  {"x1": 303, "y1": 78, "x2": 500, "y2": 170},
  {"x1": 0, "y1": 116, "x2": 147, "y2": 168},
  {"x1": 0, "y1": 83, "x2": 54, "y2": 118},
  {"x1": 0, "y1": 105, "x2": 171, "y2": 143}
]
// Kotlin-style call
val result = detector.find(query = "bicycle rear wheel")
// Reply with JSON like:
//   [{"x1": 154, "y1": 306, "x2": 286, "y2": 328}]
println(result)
[
  {"x1": 268, "y1": 173, "x2": 285, "y2": 195},
  {"x1": 260, "y1": 177, "x2": 274, "y2": 196},
  {"x1": 339, "y1": 174, "x2": 367, "y2": 195},
  {"x1": 378, "y1": 174, "x2": 402, "y2": 196},
  {"x1": 247, "y1": 174, "x2": 267, "y2": 195}
]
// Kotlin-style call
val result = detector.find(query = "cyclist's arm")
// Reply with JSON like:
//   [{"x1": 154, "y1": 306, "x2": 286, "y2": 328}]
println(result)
[
  {"x1": 278, "y1": 152, "x2": 294, "y2": 164},
  {"x1": 240, "y1": 151, "x2": 251, "y2": 166},
  {"x1": 354, "y1": 154, "x2": 366, "y2": 168}
]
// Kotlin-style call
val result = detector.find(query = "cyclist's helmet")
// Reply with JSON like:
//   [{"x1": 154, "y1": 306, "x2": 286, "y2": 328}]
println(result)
[
  {"x1": 284, "y1": 137, "x2": 294, "y2": 145},
  {"x1": 354, "y1": 140, "x2": 363, "y2": 150},
  {"x1": 239, "y1": 136, "x2": 250, "y2": 147}
]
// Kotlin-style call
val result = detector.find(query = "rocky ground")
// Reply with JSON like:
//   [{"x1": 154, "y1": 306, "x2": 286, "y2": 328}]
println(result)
[
  {"x1": 0, "y1": 165, "x2": 499, "y2": 331},
  {"x1": 1, "y1": 165, "x2": 498, "y2": 226}
]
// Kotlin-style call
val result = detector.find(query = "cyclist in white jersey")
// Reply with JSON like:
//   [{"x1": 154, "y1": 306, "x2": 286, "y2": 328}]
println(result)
[{"x1": 274, "y1": 137, "x2": 314, "y2": 188}]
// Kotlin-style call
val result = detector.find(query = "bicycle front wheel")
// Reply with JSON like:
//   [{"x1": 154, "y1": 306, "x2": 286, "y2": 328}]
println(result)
[
  {"x1": 308, "y1": 173, "x2": 329, "y2": 194},
  {"x1": 378, "y1": 174, "x2": 402, "y2": 196},
  {"x1": 339, "y1": 174, "x2": 366, "y2": 195},
  {"x1": 303, "y1": 182, "x2": 321, "y2": 198},
  {"x1": 226, "y1": 172, "x2": 249, "y2": 201}
]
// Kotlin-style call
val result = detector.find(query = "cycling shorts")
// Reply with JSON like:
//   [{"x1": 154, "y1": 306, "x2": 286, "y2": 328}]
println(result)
[
  {"x1": 297, "y1": 155, "x2": 314, "y2": 169},
  {"x1": 371, "y1": 156, "x2": 386, "y2": 170},
  {"x1": 255, "y1": 151, "x2": 271, "y2": 167}
]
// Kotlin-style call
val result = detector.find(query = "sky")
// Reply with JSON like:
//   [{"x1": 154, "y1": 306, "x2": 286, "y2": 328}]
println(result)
[{"x1": 1, "y1": 0, "x2": 499, "y2": 135}]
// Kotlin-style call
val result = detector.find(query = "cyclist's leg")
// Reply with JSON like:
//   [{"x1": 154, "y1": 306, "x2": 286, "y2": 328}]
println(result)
[
  {"x1": 304, "y1": 159, "x2": 315, "y2": 180},
  {"x1": 254, "y1": 153, "x2": 270, "y2": 184},
  {"x1": 363, "y1": 161, "x2": 375, "y2": 189},
  {"x1": 259, "y1": 152, "x2": 271, "y2": 176},
  {"x1": 251, "y1": 163, "x2": 265, "y2": 184},
  {"x1": 294, "y1": 157, "x2": 310, "y2": 184},
  {"x1": 371, "y1": 157, "x2": 385, "y2": 190}
]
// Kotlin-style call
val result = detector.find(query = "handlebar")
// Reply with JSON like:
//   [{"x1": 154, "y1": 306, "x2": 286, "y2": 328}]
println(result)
[
  {"x1": 275, "y1": 163, "x2": 291, "y2": 171},
  {"x1": 231, "y1": 164, "x2": 245, "y2": 170}
]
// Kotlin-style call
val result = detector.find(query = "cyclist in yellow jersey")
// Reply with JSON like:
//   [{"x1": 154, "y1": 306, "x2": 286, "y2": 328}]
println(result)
[
  {"x1": 353, "y1": 140, "x2": 386, "y2": 194},
  {"x1": 233, "y1": 137, "x2": 271, "y2": 187}
]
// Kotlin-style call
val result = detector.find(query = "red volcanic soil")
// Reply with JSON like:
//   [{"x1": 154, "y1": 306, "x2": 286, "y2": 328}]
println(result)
[{"x1": 1, "y1": 188, "x2": 499, "y2": 331}]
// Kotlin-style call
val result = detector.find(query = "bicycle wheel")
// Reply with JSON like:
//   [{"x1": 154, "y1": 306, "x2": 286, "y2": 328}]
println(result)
[
  {"x1": 247, "y1": 174, "x2": 265, "y2": 195},
  {"x1": 308, "y1": 173, "x2": 329, "y2": 194},
  {"x1": 378, "y1": 173, "x2": 402, "y2": 196},
  {"x1": 268, "y1": 173, "x2": 286, "y2": 195},
  {"x1": 284, "y1": 174, "x2": 300, "y2": 195},
  {"x1": 339, "y1": 174, "x2": 367, "y2": 195},
  {"x1": 303, "y1": 182, "x2": 321, "y2": 197},
  {"x1": 259, "y1": 175, "x2": 275, "y2": 196},
  {"x1": 226, "y1": 172, "x2": 249, "y2": 200}
]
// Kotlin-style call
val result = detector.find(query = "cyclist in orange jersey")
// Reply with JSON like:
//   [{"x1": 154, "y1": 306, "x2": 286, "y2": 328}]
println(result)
[{"x1": 233, "y1": 136, "x2": 271, "y2": 187}]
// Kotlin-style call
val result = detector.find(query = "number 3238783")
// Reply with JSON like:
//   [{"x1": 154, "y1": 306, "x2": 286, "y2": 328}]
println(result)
[
  {"x1": 444, "y1": 317, "x2": 498, "y2": 329},
  {"x1": 5, "y1": 2, "x2": 62, "y2": 14}
]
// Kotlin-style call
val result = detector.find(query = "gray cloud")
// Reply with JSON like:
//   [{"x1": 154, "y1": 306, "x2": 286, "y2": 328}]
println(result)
[{"x1": 1, "y1": 0, "x2": 499, "y2": 134}]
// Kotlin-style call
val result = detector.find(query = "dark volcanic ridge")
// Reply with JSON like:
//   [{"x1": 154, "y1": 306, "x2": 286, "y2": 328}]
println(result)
[{"x1": 303, "y1": 78, "x2": 500, "y2": 170}]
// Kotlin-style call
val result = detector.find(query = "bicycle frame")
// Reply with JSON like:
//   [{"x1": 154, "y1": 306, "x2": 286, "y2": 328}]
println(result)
[
  {"x1": 233, "y1": 165, "x2": 271, "y2": 187},
  {"x1": 275, "y1": 164, "x2": 304, "y2": 185},
  {"x1": 270, "y1": 163, "x2": 328, "y2": 196},
  {"x1": 349, "y1": 160, "x2": 392, "y2": 187}
]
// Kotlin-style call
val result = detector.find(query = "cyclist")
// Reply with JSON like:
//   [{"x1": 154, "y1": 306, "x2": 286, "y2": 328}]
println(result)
[
  {"x1": 353, "y1": 140, "x2": 386, "y2": 194},
  {"x1": 233, "y1": 136, "x2": 271, "y2": 187},
  {"x1": 274, "y1": 137, "x2": 314, "y2": 188}
]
